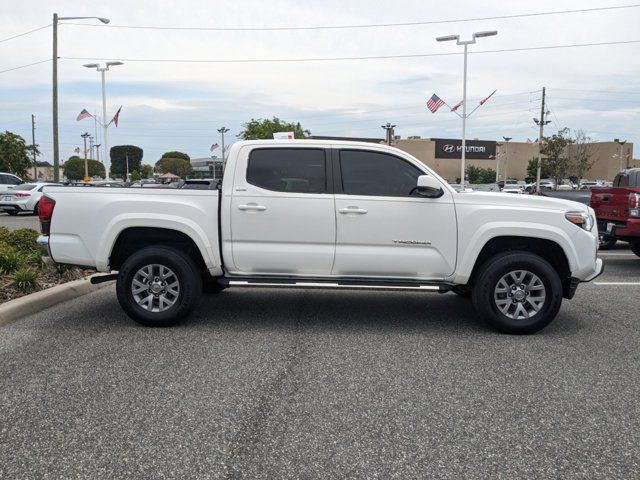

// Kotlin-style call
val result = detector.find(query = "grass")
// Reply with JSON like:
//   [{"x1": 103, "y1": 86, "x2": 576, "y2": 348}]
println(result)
[{"x1": 12, "y1": 268, "x2": 39, "y2": 289}]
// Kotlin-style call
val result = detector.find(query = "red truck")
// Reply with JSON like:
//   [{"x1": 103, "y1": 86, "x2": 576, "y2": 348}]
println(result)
[{"x1": 591, "y1": 168, "x2": 640, "y2": 256}]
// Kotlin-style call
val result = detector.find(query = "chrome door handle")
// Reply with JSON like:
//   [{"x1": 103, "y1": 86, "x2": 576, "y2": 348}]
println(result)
[
  {"x1": 238, "y1": 204, "x2": 267, "y2": 211},
  {"x1": 338, "y1": 206, "x2": 368, "y2": 214}
]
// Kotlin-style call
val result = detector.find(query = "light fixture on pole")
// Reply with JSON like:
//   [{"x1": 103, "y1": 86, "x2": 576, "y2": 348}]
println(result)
[
  {"x1": 380, "y1": 123, "x2": 396, "y2": 145},
  {"x1": 81, "y1": 132, "x2": 91, "y2": 180},
  {"x1": 52, "y1": 13, "x2": 109, "y2": 182},
  {"x1": 436, "y1": 30, "x2": 497, "y2": 187},
  {"x1": 83, "y1": 61, "x2": 124, "y2": 180},
  {"x1": 217, "y1": 127, "x2": 230, "y2": 171},
  {"x1": 614, "y1": 138, "x2": 627, "y2": 171}
]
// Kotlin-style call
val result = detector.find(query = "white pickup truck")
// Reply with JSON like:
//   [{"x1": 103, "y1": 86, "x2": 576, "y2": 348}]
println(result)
[{"x1": 37, "y1": 140, "x2": 603, "y2": 334}]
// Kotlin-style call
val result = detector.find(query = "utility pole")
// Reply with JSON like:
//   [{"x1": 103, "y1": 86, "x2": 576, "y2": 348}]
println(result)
[
  {"x1": 89, "y1": 136, "x2": 94, "y2": 160},
  {"x1": 502, "y1": 136, "x2": 512, "y2": 183},
  {"x1": 31, "y1": 114, "x2": 37, "y2": 181},
  {"x1": 52, "y1": 13, "x2": 59, "y2": 182},
  {"x1": 125, "y1": 150, "x2": 130, "y2": 182},
  {"x1": 218, "y1": 127, "x2": 230, "y2": 171},
  {"x1": 81, "y1": 132, "x2": 91, "y2": 180},
  {"x1": 380, "y1": 123, "x2": 396, "y2": 145},
  {"x1": 534, "y1": 87, "x2": 550, "y2": 193}
]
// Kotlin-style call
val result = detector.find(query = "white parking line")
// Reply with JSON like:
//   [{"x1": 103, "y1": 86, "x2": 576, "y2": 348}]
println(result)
[
  {"x1": 598, "y1": 253, "x2": 636, "y2": 256},
  {"x1": 594, "y1": 282, "x2": 640, "y2": 286}
]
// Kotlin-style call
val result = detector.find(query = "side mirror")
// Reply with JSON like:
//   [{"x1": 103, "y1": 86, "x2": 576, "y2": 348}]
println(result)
[{"x1": 416, "y1": 175, "x2": 444, "y2": 198}]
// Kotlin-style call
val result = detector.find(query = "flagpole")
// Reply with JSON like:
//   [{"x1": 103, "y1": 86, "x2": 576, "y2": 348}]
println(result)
[{"x1": 461, "y1": 42, "x2": 468, "y2": 187}]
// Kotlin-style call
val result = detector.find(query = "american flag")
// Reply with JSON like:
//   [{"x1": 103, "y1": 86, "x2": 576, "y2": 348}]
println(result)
[
  {"x1": 74, "y1": 147, "x2": 81, "y2": 154},
  {"x1": 451, "y1": 100, "x2": 463, "y2": 112},
  {"x1": 110, "y1": 106, "x2": 122, "y2": 127},
  {"x1": 479, "y1": 90, "x2": 497, "y2": 105},
  {"x1": 210, "y1": 143, "x2": 219, "y2": 152},
  {"x1": 426, "y1": 94, "x2": 445, "y2": 113},
  {"x1": 76, "y1": 109, "x2": 92, "y2": 121}
]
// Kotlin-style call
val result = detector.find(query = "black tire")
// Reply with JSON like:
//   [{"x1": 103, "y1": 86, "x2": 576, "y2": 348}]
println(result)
[
  {"x1": 631, "y1": 241, "x2": 640, "y2": 258},
  {"x1": 116, "y1": 246, "x2": 202, "y2": 327},
  {"x1": 451, "y1": 285, "x2": 472, "y2": 298},
  {"x1": 472, "y1": 251, "x2": 563, "y2": 334},
  {"x1": 7, "y1": 210, "x2": 18, "y2": 216},
  {"x1": 598, "y1": 233, "x2": 617, "y2": 250}
]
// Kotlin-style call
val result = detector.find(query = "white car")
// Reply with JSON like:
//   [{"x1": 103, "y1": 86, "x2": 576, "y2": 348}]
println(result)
[
  {"x1": 38, "y1": 140, "x2": 603, "y2": 334},
  {"x1": 0, "y1": 183, "x2": 58, "y2": 216},
  {"x1": 0, "y1": 172, "x2": 23, "y2": 193}
]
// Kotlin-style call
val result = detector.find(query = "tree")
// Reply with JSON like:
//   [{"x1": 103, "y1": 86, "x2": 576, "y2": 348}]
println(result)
[
  {"x1": 161, "y1": 151, "x2": 190, "y2": 162},
  {"x1": 63, "y1": 156, "x2": 105, "y2": 180},
  {"x1": 238, "y1": 117, "x2": 310, "y2": 140},
  {"x1": 539, "y1": 132, "x2": 573, "y2": 187},
  {"x1": 526, "y1": 157, "x2": 552, "y2": 179},
  {"x1": 0, "y1": 131, "x2": 39, "y2": 178},
  {"x1": 110, "y1": 145, "x2": 143, "y2": 178},
  {"x1": 140, "y1": 164, "x2": 154, "y2": 178},
  {"x1": 466, "y1": 165, "x2": 496, "y2": 184},
  {"x1": 155, "y1": 157, "x2": 192, "y2": 177},
  {"x1": 130, "y1": 170, "x2": 141, "y2": 182},
  {"x1": 569, "y1": 130, "x2": 595, "y2": 180}
]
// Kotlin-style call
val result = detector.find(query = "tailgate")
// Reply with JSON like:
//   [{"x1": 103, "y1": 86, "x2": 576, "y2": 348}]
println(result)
[{"x1": 590, "y1": 188, "x2": 631, "y2": 220}]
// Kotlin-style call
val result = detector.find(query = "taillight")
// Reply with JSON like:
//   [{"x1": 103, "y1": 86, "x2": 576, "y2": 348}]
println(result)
[
  {"x1": 13, "y1": 192, "x2": 30, "y2": 198},
  {"x1": 630, "y1": 193, "x2": 640, "y2": 218},
  {"x1": 39, "y1": 195, "x2": 56, "y2": 234}
]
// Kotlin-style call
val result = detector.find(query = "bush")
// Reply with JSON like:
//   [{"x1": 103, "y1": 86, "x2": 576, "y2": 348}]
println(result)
[
  {"x1": 24, "y1": 250, "x2": 46, "y2": 269},
  {"x1": 0, "y1": 248, "x2": 24, "y2": 274},
  {"x1": 0, "y1": 225, "x2": 10, "y2": 244},
  {"x1": 7, "y1": 228, "x2": 39, "y2": 253},
  {"x1": 12, "y1": 268, "x2": 39, "y2": 289}
]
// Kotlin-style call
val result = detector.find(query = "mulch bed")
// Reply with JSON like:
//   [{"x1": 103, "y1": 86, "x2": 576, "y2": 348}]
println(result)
[{"x1": 0, "y1": 267, "x2": 95, "y2": 304}]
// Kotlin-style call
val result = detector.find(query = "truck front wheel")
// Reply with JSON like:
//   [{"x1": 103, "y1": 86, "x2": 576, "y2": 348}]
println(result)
[
  {"x1": 472, "y1": 252, "x2": 563, "y2": 334},
  {"x1": 116, "y1": 246, "x2": 202, "y2": 327},
  {"x1": 630, "y1": 241, "x2": 640, "y2": 258}
]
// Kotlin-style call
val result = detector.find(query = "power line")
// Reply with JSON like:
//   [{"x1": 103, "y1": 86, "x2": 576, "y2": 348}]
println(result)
[
  {"x1": 0, "y1": 24, "x2": 50, "y2": 44},
  {"x1": 0, "y1": 59, "x2": 50, "y2": 75},
  {"x1": 60, "y1": 5, "x2": 640, "y2": 31},
  {"x1": 61, "y1": 39, "x2": 640, "y2": 64}
]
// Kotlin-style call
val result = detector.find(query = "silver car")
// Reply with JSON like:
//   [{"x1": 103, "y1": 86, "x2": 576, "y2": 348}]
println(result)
[{"x1": 0, "y1": 183, "x2": 58, "y2": 216}]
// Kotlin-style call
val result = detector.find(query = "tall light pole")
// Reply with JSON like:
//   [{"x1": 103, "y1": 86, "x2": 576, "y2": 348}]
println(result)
[
  {"x1": 436, "y1": 30, "x2": 497, "y2": 187},
  {"x1": 533, "y1": 87, "x2": 550, "y2": 193},
  {"x1": 218, "y1": 127, "x2": 230, "y2": 171},
  {"x1": 52, "y1": 13, "x2": 109, "y2": 182},
  {"x1": 83, "y1": 61, "x2": 124, "y2": 180},
  {"x1": 81, "y1": 132, "x2": 91, "y2": 180},
  {"x1": 502, "y1": 136, "x2": 512, "y2": 182},
  {"x1": 614, "y1": 138, "x2": 627, "y2": 171}
]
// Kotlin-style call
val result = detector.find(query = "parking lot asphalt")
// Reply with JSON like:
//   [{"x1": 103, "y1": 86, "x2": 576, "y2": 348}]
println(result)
[
  {"x1": 1, "y1": 250, "x2": 639, "y2": 479},
  {"x1": 0, "y1": 211, "x2": 39, "y2": 230}
]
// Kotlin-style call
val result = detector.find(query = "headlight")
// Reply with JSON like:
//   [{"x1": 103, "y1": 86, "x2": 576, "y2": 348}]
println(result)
[{"x1": 565, "y1": 211, "x2": 594, "y2": 231}]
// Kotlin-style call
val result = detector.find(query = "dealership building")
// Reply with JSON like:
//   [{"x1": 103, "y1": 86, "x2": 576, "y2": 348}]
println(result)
[{"x1": 311, "y1": 135, "x2": 637, "y2": 182}]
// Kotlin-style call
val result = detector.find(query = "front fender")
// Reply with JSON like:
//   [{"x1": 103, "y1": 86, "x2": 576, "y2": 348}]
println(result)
[{"x1": 451, "y1": 221, "x2": 578, "y2": 284}]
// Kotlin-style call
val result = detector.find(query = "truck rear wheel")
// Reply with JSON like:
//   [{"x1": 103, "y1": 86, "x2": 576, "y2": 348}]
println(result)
[
  {"x1": 116, "y1": 246, "x2": 202, "y2": 327},
  {"x1": 472, "y1": 251, "x2": 562, "y2": 334}
]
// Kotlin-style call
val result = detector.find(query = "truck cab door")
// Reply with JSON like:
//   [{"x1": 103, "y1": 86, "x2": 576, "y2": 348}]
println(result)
[
  {"x1": 332, "y1": 148, "x2": 457, "y2": 279},
  {"x1": 226, "y1": 146, "x2": 336, "y2": 276}
]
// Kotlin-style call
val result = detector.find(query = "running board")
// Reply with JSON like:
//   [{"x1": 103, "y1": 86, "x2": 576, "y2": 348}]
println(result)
[{"x1": 221, "y1": 276, "x2": 453, "y2": 292}]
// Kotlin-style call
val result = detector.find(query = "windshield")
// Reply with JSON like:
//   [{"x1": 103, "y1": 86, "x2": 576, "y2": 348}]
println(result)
[{"x1": 12, "y1": 184, "x2": 36, "y2": 191}]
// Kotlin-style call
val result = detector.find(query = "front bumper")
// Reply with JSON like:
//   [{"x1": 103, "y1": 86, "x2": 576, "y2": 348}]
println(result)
[
  {"x1": 582, "y1": 258, "x2": 604, "y2": 282},
  {"x1": 565, "y1": 258, "x2": 604, "y2": 299}
]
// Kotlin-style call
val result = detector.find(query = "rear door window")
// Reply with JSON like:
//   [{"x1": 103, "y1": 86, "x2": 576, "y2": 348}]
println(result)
[{"x1": 247, "y1": 148, "x2": 327, "y2": 194}]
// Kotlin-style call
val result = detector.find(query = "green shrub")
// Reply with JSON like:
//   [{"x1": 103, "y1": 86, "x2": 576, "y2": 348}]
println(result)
[
  {"x1": 0, "y1": 225, "x2": 10, "y2": 244},
  {"x1": 12, "y1": 268, "x2": 39, "y2": 289},
  {"x1": 7, "y1": 228, "x2": 39, "y2": 253},
  {"x1": 0, "y1": 248, "x2": 23, "y2": 274},
  {"x1": 24, "y1": 250, "x2": 46, "y2": 269}
]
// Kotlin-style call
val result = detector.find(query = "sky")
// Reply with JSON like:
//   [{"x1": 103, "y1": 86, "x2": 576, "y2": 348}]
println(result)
[{"x1": 1, "y1": 0, "x2": 639, "y2": 166}]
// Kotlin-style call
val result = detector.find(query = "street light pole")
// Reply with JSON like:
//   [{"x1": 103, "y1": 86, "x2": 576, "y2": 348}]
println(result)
[
  {"x1": 502, "y1": 136, "x2": 512, "y2": 182},
  {"x1": 534, "y1": 87, "x2": 550, "y2": 193},
  {"x1": 436, "y1": 30, "x2": 497, "y2": 188},
  {"x1": 615, "y1": 139, "x2": 627, "y2": 171},
  {"x1": 84, "y1": 61, "x2": 123, "y2": 180},
  {"x1": 218, "y1": 127, "x2": 230, "y2": 171},
  {"x1": 380, "y1": 123, "x2": 396, "y2": 145},
  {"x1": 52, "y1": 13, "x2": 109, "y2": 182},
  {"x1": 81, "y1": 132, "x2": 91, "y2": 179}
]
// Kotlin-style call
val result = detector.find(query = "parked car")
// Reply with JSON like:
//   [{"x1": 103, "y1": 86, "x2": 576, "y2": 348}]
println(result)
[
  {"x1": 38, "y1": 140, "x2": 602, "y2": 334},
  {"x1": 0, "y1": 172, "x2": 23, "y2": 193},
  {"x1": 591, "y1": 168, "x2": 640, "y2": 253},
  {"x1": 0, "y1": 183, "x2": 58, "y2": 215}
]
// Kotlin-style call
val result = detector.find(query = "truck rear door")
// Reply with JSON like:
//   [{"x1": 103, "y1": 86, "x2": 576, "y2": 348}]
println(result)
[{"x1": 227, "y1": 146, "x2": 336, "y2": 276}]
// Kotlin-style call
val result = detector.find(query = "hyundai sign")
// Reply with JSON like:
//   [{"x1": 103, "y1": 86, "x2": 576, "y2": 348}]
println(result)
[{"x1": 434, "y1": 138, "x2": 496, "y2": 160}]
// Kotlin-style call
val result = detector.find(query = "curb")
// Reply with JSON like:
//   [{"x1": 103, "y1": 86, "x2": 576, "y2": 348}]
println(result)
[{"x1": 0, "y1": 275, "x2": 114, "y2": 328}]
